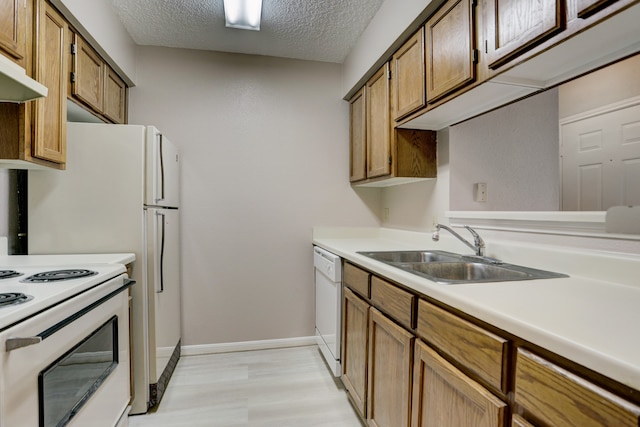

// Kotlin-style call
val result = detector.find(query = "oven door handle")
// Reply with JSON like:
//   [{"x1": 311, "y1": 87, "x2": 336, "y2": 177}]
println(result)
[
  {"x1": 5, "y1": 336, "x2": 42, "y2": 351},
  {"x1": 4, "y1": 279, "x2": 135, "y2": 352}
]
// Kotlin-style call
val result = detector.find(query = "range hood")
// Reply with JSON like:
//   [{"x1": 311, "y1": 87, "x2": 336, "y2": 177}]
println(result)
[{"x1": 0, "y1": 54, "x2": 47, "y2": 102}]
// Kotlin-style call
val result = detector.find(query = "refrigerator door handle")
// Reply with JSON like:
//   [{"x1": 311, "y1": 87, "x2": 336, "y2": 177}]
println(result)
[
  {"x1": 155, "y1": 211, "x2": 166, "y2": 293},
  {"x1": 155, "y1": 133, "x2": 166, "y2": 204}
]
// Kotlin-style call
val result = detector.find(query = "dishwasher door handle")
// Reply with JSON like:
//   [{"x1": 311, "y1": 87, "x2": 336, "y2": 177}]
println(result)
[{"x1": 5, "y1": 336, "x2": 42, "y2": 351}]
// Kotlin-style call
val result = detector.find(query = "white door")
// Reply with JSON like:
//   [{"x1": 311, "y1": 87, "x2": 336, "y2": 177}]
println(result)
[
  {"x1": 145, "y1": 207, "x2": 181, "y2": 383},
  {"x1": 561, "y1": 100, "x2": 640, "y2": 210},
  {"x1": 145, "y1": 126, "x2": 180, "y2": 208}
]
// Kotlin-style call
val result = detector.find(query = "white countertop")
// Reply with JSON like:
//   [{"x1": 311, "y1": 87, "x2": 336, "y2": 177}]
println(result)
[{"x1": 313, "y1": 227, "x2": 640, "y2": 391}]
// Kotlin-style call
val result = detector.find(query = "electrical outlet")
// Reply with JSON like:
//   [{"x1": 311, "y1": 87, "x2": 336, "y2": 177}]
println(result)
[{"x1": 474, "y1": 183, "x2": 487, "y2": 202}]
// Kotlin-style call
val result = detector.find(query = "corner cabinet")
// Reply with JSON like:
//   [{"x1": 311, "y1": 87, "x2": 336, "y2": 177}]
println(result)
[{"x1": 349, "y1": 63, "x2": 438, "y2": 187}]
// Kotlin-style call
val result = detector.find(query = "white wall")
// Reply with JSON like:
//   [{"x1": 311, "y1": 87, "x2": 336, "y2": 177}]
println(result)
[
  {"x1": 449, "y1": 89, "x2": 560, "y2": 211},
  {"x1": 380, "y1": 129, "x2": 450, "y2": 231},
  {"x1": 128, "y1": 46, "x2": 380, "y2": 346}
]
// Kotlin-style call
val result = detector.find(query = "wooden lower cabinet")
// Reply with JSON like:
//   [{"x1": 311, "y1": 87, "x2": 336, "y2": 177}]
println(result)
[
  {"x1": 342, "y1": 287, "x2": 370, "y2": 418},
  {"x1": 368, "y1": 307, "x2": 414, "y2": 427},
  {"x1": 514, "y1": 348, "x2": 640, "y2": 426},
  {"x1": 412, "y1": 339, "x2": 507, "y2": 427}
]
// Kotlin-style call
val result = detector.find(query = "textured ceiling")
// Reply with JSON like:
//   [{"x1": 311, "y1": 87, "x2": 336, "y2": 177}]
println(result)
[{"x1": 109, "y1": 0, "x2": 385, "y2": 63}]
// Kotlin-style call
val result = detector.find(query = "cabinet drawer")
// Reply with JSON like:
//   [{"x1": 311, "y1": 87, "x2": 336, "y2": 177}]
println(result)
[
  {"x1": 370, "y1": 276, "x2": 414, "y2": 328},
  {"x1": 343, "y1": 262, "x2": 370, "y2": 298},
  {"x1": 515, "y1": 348, "x2": 640, "y2": 427},
  {"x1": 417, "y1": 299, "x2": 508, "y2": 392}
]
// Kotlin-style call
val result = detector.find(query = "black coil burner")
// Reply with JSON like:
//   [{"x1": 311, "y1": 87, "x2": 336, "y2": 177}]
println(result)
[
  {"x1": 0, "y1": 270, "x2": 22, "y2": 280},
  {"x1": 0, "y1": 292, "x2": 32, "y2": 307},
  {"x1": 22, "y1": 269, "x2": 98, "y2": 283}
]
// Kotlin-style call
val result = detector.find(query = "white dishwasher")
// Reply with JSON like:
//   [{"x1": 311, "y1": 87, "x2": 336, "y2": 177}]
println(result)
[{"x1": 314, "y1": 246, "x2": 342, "y2": 377}]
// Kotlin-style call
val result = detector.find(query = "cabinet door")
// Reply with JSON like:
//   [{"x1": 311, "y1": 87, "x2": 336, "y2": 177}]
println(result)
[
  {"x1": 485, "y1": 0, "x2": 563, "y2": 69},
  {"x1": 103, "y1": 66, "x2": 127, "y2": 123},
  {"x1": 33, "y1": 1, "x2": 67, "y2": 164},
  {"x1": 349, "y1": 87, "x2": 367, "y2": 182},
  {"x1": 368, "y1": 307, "x2": 414, "y2": 427},
  {"x1": 412, "y1": 339, "x2": 507, "y2": 427},
  {"x1": 392, "y1": 28, "x2": 426, "y2": 120},
  {"x1": 0, "y1": 0, "x2": 27, "y2": 62},
  {"x1": 72, "y1": 35, "x2": 104, "y2": 112},
  {"x1": 342, "y1": 287, "x2": 370, "y2": 418},
  {"x1": 366, "y1": 63, "x2": 391, "y2": 179},
  {"x1": 425, "y1": 0, "x2": 476, "y2": 102}
]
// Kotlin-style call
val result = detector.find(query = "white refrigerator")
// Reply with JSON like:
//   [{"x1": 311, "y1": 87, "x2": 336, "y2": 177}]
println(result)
[{"x1": 28, "y1": 122, "x2": 181, "y2": 414}]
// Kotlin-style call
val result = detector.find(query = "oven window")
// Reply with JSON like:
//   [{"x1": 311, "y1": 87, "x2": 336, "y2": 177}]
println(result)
[{"x1": 39, "y1": 316, "x2": 119, "y2": 427}]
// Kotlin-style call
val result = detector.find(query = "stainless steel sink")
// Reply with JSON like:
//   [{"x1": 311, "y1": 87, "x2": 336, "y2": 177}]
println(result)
[
  {"x1": 357, "y1": 251, "x2": 568, "y2": 284},
  {"x1": 357, "y1": 250, "x2": 461, "y2": 264}
]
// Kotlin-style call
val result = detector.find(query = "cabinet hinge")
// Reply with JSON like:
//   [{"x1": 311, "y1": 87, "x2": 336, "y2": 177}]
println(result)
[
  {"x1": 389, "y1": 156, "x2": 392, "y2": 165},
  {"x1": 485, "y1": 40, "x2": 488, "y2": 54},
  {"x1": 70, "y1": 72, "x2": 76, "y2": 83},
  {"x1": 473, "y1": 49, "x2": 479, "y2": 64},
  {"x1": 388, "y1": 69, "x2": 392, "y2": 80},
  {"x1": 71, "y1": 43, "x2": 77, "y2": 55}
]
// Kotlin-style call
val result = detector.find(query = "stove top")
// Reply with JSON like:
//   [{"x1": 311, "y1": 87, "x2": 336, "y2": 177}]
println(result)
[{"x1": 0, "y1": 261, "x2": 126, "y2": 331}]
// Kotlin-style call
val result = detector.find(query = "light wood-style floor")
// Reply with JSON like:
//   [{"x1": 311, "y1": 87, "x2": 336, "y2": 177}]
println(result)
[{"x1": 128, "y1": 345, "x2": 364, "y2": 427}]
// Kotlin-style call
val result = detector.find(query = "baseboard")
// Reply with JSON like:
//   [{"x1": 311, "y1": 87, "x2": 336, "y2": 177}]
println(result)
[{"x1": 181, "y1": 336, "x2": 317, "y2": 356}]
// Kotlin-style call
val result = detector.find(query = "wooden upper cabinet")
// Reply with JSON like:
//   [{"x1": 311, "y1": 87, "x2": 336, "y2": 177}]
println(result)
[
  {"x1": 484, "y1": 0, "x2": 564, "y2": 69},
  {"x1": 412, "y1": 339, "x2": 507, "y2": 427},
  {"x1": 72, "y1": 35, "x2": 105, "y2": 112},
  {"x1": 515, "y1": 348, "x2": 640, "y2": 427},
  {"x1": 33, "y1": 0, "x2": 67, "y2": 165},
  {"x1": 366, "y1": 63, "x2": 391, "y2": 179},
  {"x1": 0, "y1": 0, "x2": 27, "y2": 62},
  {"x1": 392, "y1": 27, "x2": 426, "y2": 120},
  {"x1": 577, "y1": 0, "x2": 620, "y2": 18},
  {"x1": 103, "y1": 66, "x2": 127, "y2": 123},
  {"x1": 368, "y1": 307, "x2": 414, "y2": 427},
  {"x1": 425, "y1": 0, "x2": 476, "y2": 102},
  {"x1": 349, "y1": 87, "x2": 367, "y2": 182}
]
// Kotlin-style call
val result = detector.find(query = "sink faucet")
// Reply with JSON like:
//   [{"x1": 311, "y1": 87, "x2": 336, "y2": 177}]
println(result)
[{"x1": 432, "y1": 224, "x2": 486, "y2": 257}]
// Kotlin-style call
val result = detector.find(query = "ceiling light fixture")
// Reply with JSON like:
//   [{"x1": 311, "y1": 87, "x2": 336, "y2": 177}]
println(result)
[{"x1": 223, "y1": 0, "x2": 263, "y2": 31}]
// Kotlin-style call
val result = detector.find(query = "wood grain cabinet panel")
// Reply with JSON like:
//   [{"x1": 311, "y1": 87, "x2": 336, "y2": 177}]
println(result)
[
  {"x1": 412, "y1": 339, "x2": 507, "y2": 427},
  {"x1": 416, "y1": 299, "x2": 508, "y2": 392},
  {"x1": 514, "y1": 348, "x2": 640, "y2": 426},
  {"x1": 33, "y1": 0, "x2": 67, "y2": 164},
  {"x1": 103, "y1": 66, "x2": 127, "y2": 123},
  {"x1": 370, "y1": 276, "x2": 414, "y2": 328},
  {"x1": 366, "y1": 63, "x2": 391, "y2": 179},
  {"x1": 72, "y1": 35, "x2": 104, "y2": 112},
  {"x1": 344, "y1": 262, "x2": 370, "y2": 298},
  {"x1": 0, "y1": 0, "x2": 27, "y2": 62},
  {"x1": 484, "y1": 0, "x2": 564, "y2": 69},
  {"x1": 425, "y1": 0, "x2": 476, "y2": 102},
  {"x1": 368, "y1": 307, "x2": 414, "y2": 427},
  {"x1": 392, "y1": 28, "x2": 426, "y2": 120},
  {"x1": 342, "y1": 287, "x2": 370, "y2": 419},
  {"x1": 511, "y1": 414, "x2": 536, "y2": 427},
  {"x1": 349, "y1": 87, "x2": 367, "y2": 182}
]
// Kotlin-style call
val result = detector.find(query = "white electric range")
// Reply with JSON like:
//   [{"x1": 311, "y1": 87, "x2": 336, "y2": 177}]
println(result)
[{"x1": 0, "y1": 256, "x2": 133, "y2": 427}]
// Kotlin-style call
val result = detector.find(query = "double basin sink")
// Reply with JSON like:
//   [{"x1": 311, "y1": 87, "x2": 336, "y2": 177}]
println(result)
[{"x1": 357, "y1": 250, "x2": 568, "y2": 284}]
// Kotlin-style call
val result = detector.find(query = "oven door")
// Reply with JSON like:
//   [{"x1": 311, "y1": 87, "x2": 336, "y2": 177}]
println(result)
[{"x1": 0, "y1": 276, "x2": 130, "y2": 427}]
